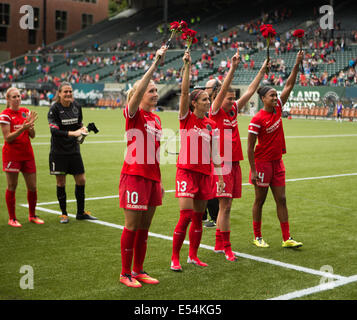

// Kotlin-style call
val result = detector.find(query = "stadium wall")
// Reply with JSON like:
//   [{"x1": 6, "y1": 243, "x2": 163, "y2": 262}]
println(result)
[{"x1": 0, "y1": 0, "x2": 108, "y2": 59}]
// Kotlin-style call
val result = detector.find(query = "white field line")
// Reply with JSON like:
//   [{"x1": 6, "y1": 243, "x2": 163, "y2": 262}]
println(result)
[
  {"x1": 20, "y1": 204, "x2": 346, "y2": 281},
  {"x1": 12, "y1": 133, "x2": 357, "y2": 146},
  {"x1": 20, "y1": 171, "x2": 356, "y2": 298},
  {"x1": 35, "y1": 172, "x2": 357, "y2": 206},
  {"x1": 268, "y1": 274, "x2": 357, "y2": 300}
]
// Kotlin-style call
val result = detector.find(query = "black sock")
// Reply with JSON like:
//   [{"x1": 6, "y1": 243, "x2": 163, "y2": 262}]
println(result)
[
  {"x1": 75, "y1": 184, "x2": 85, "y2": 215},
  {"x1": 56, "y1": 186, "x2": 67, "y2": 215}
]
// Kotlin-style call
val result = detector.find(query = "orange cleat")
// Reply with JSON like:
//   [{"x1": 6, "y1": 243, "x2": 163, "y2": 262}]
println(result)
[
  {"x1": 132, "y1": 271, "x2": 159, "y2": 284},
  {"x1": 8, "y1": 219, "x2": 22, "y2": 227},
  {"x1": 119, "y1": 274, "x2": 142, "y2": 288},
  {"x1": 29, "y1": 216, "x2": 45, "y2": 224}
]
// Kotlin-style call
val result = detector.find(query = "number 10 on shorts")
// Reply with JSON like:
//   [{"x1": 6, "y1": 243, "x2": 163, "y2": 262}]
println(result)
[{"x1": 126, "y1": 191, "x2": 138, "y2": 204}]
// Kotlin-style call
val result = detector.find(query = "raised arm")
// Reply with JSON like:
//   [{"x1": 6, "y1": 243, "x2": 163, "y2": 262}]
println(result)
[
  {"x1": 128, "y1": 46, "x2": 168, "y2": 116},
  {"x1": 280, "y1": 50, "x2": 304, "y2": 106},
  {"x1": 179, "y1": 50, "x2": 191, "y2": 119},
  {"x1": 236, "y1": 59, "x2": 268, "y2": 111},
  {"x1": 211, "y1": 49, "x2": 240, "y2": 114}
]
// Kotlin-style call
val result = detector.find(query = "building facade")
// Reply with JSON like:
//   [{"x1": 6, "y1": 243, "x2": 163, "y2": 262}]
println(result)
[{"x1": 0, "y1": 0, "x2": 108, "y2": 60}]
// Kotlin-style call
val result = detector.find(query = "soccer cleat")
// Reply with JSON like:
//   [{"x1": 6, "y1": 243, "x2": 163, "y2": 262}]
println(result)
[
  {"x1": 29, "y1": 216, "x2": 44, "y2": 224},
  {"x1": 76, "y1": 211, "x2": 97, "y2": 220},
  {"x1": 282, "y1": 237, "x2": 303, "y2": 248},
  {"x1": 132, "y1": 271, "x2": 159, "y2": 284},
  {"x1": 253, "y1": 237, "x2": 269, "y2": 248},
  {"x1": 8, "y1": 219, "x2": 22, "y2": 227},
  {"x1": 214, "y1": 247, "x2": 225, "y2": 254},
  {"x1": 204, "y1": 220, "x2": 216, "y2": 228},
  {"x1": 170, "y1": 260, "x2": 182, "y2": 272},
  {"x1": 60, "y1": 215, "x2": 69, "y2": 224},
  {"x1": 119, "y1": 273, "x2": 142, "y2": 288},
  {"x1": 225, "y1": 249, "x2": 238, "y2": 262},
  {"x1": 187, "y1": 256, "x2": 208, "y2": 267}
]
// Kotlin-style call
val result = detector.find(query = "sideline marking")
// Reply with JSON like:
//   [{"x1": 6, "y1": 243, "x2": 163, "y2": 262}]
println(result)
[
  {"x1": 11, "y1": 133, "x2": 357, "y2": 146},
  {"x1": 20, "y1": 204, "x2": 346, "y2": 281},
  {"x1": 35, "y1": 172, "x2": 357, "y2": 206},
  {"x1": 269, "y1": 274, "x2": 357, "y2": 300}
]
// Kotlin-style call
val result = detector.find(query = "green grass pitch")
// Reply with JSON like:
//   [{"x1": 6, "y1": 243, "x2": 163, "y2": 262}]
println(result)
[{"x1": 0, "y1": 105, "x2": 356, "y2": 300}]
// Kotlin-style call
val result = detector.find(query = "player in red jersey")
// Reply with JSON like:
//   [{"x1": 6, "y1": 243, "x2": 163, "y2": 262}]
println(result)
[
  {"x1": 247, "y1": 51, "x2": 304, "y2": 249},
  {"x1": 0, "y1": 87, "x2": 44, "y2": 227},
  {"x1": 209, "y1": 49, "x2": 269, "y2": 261},
  {"x1": 171, "y1": 50, "x2": 224, "y2": 272},
  {"x1": 119, "y1": 46, "x2": 168, "y2": 288}
]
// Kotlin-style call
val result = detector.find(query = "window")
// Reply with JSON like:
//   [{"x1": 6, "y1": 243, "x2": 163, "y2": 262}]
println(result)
[
  {"x1": 56, "y1": 32, "x2": 65, "y2": 41},
  {"x1": 33, "y1": 7, "x2": 40, "y2": 29},
  {"x1": 28, "y1": 29, "x2": 37, "y2": 44},
  {"x1": 81, "y1": 14, "x2": 93, "y2": 29},
  {"x1": 55, "y1": 10, "x2": 67, "y2": 32},
  {"x1": 0, "y1": 3, "x2": 10, "y2": 26},
  {"x1": 0, "y1": 26, "x2": 7, "y2": 42}
]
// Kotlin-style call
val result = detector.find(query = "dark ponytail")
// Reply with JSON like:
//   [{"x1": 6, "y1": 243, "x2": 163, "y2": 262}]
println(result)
[{"x1": 257, "y1": 86, "x2": 274, "y2": 100}]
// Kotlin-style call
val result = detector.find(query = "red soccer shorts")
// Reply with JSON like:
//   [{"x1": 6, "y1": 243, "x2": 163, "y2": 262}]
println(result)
[
  {"x1": 3, "y1": 159, "x2": 36, "y2": 173},
  {"x1": 215, "y1": 161, "x2": 242, "y2": 198},
  {"x1": 175, "y1": 167, "x2": 215, "y2": 200},
  {"x1": 119, "y1": 174, "x2": 162, "y2": 211},
  {"x1": 249, "y1": 159, "x2": 285, "y2": 187}
]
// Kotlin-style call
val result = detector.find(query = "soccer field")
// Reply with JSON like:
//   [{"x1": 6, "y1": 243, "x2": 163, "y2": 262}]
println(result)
[{"x1": 0, "y1": 106, "x2": 356, "y2": 301}]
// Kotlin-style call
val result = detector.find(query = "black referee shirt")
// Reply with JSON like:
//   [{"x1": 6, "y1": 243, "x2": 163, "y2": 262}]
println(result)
[{"x1": 48, "y1": 101, "x2": 83, "y2": 155}]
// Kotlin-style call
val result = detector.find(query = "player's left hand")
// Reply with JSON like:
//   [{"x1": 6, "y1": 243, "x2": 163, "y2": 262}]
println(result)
[{"x1": 217, "y1": 178, "x2": 225, "y2": 195}]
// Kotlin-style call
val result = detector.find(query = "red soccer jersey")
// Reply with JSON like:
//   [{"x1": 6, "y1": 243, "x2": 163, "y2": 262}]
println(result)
[
  {"x1": 209, "y1": 101, "x2": 243, "y2": 162},
  {"x1": 0, "y1": 107, "x2": 34, "y2": 162},
  {"x1": 120, "y1": 105, "x2": 162, "y2": 182},
  {"x1": 248, "y1": 98, "x2": 286, "y2": 161},
  {"x1": 177, "y1": 110, "x2": 218, "y2": 176}
]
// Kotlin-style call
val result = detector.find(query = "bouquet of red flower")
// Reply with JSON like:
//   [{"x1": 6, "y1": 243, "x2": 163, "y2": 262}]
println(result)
[
  {"x1": 260, "y1": 24, "x2": 276, "y2": 73},
  {"x1": 166, "y1": 20, "x2": 188, "y2": 48},
  {"x1": 181, "y1": 28, "x2": 198, "y2": 52},
  {"x1": 293, "y1": 29, "x2": 305, "y2": 49},
  {"x1": 293, "y1": 29, "x2": 305, "y2": 72}
]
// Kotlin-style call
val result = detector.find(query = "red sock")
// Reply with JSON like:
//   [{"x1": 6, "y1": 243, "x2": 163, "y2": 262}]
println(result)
[
  {"x1": 215, "y1": 229, "x2": 224, "y2": 250},
  {"x1": 120, "y1": 227, "x2": 136, "y2": 275},
  {"x1": 172, "y1": 210, "x2": 192, "y2": 261},
  {"x1": 6, "y1": 189, "x2": 16, "y2": 220},
  {"x1": 188, "y1": 212, "x2": 203, "y2": 258},
  {"x1": 253, "y1": 220, "x2": 262, "y2": 238},
  {"x1": 280, "y1": 221, "x2": 290, "y2": 241},
  {"x1": 221, "y1": 231, "x2": 232, "y2": 253},
  {"x1": 133, "y1": 229, "x2": 148, "y2": 274},
  {"x1": 27, "y1": 190, "x2": 37, "y2": 218}
]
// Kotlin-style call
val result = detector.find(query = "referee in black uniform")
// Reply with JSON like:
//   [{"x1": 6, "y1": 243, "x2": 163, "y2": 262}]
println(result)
[{"x1": 48, "y1": 82, "x2": 97, "y2": 223}]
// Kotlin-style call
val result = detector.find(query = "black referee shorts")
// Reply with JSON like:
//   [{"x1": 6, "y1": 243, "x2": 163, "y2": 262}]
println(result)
[{"x1": 49, "y1": 153, "x2": 85, "y2": 175}]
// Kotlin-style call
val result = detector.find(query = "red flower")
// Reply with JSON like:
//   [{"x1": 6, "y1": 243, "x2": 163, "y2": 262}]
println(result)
[
  {"x1": 181, "y1": 28, "x2": 198, "y2": 50},
  {"x1": 293, "y1": 29, "x2": 305, "y2": 38},
  {"x1": 260, "y1": 24, "x2": 276, "y2": 39},
  {"x1": 180, "y1": 20, "x2": 188, "y2": 31},
  {"x1": 170, "y1": 21, "x2": 180, "y2": 32},
  {"x1": 184, "y1": 28, "x2": 197, "y2": 38}
]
